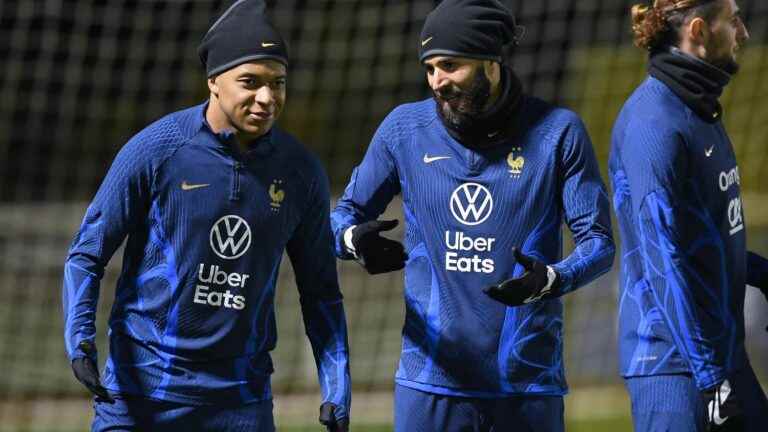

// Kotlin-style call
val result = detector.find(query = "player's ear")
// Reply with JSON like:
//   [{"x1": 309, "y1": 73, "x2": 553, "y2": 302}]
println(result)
[
  {"x1": 483, "y1": 60, "x2": 501, "y2": 87},
  {"x1": 207, "y1": 75, "x2": 219, "y2": 96},
  {"x1": 687, "y1": 16, "x2": 709, "y2": 46}
]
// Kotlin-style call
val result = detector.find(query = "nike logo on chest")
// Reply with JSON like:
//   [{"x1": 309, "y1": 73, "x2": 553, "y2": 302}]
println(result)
[{"x1": 181, "y1": 181, "x2": 210, "y2": 191}]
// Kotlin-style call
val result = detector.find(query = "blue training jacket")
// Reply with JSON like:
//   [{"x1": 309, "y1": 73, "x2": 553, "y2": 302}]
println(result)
[
  {"x1": 332, "y1": 96, "x2": 614, "y2": 397},
  {"x1": 63, "y1": 103, "x2": 350, "y2": 415},
  {"x1": 610, "y1": 76, "x2": 754, "y2": 391}
]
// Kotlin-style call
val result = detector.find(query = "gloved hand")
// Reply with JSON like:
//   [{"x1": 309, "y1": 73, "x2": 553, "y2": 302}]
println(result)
[
  {"x1": 483, "y1": 248, "x2": 559, "y2": 306},
  {"x1": 344, "y1": 220, "x2": 407, "y2": 274},
  {"x1": 71, "y1": 341, "x2": 114, "y2": 403},
  {"x1": 702, "y1": 379, "x2": 743, "y2": 431},
  {"x1": 319, "y1": 402, "x2": 349, "y2": 432}
]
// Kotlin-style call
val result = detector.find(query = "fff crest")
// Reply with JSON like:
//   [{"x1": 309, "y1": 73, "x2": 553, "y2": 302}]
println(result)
[
  {"x1": 269, "y1": 179, "x2": 285, "y2": 211},
  {"x1": 507, "y1": 147, "x2": 525, "y2": 178}
]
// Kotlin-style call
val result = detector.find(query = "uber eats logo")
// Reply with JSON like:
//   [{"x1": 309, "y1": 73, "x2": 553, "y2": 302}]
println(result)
[
  {"x1": 194, "y1": 215, "x2": 251, "y2": 311},
  {"x1": 445, "y1": 183, "x2": 496, "y2": 273}
]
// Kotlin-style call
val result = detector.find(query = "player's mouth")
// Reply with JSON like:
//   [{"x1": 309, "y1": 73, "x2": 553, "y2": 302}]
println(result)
[
  {"x1": 436, "y1": 95, "x2": 461, "y2": 109},
  {"x1": 248, "y1": 112, "x2": 272, "y2": 121}
]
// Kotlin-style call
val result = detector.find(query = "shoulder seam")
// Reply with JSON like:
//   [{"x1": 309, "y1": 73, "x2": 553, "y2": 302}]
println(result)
[
  {"x1": 386, "y1": 101, "x2": 436, "y2": 152},
  {"x1": 150, "y1": 119, "x2": 192, "y2": 193}
]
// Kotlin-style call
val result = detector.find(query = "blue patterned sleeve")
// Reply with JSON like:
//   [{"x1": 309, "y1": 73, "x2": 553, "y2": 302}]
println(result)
[
  {"x1": 622, "y1": 122, "x2": 729, "y2": 390},
  {"x1": 62, "y1": 128, "x2": 160, "y2": 362},
  {"x1": 552, "y1": 116, "x2": 615, "y2": 293},
  {"x1": 287, "y1": 159, "x2": 351, "y2": 421},
  {"x1": 331, "y1": 110, "x2": 402, "y2": 259}
]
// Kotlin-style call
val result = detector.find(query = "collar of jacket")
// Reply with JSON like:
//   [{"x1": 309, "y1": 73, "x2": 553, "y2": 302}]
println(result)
[
  {"x1": 648, "y1": 47, "x2": 731, "y2": 123},
  {"x1": 197, "y1": 101, "x2": 276, "y2": 158}
]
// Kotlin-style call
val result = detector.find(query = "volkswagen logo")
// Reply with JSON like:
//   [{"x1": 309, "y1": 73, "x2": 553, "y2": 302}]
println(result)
[
  {"x1": 210, "y1": 215, "x2": 252, "y2": 260},
  {"x1": 450, "y1": 183, "x2": 493, "y2": 226}
]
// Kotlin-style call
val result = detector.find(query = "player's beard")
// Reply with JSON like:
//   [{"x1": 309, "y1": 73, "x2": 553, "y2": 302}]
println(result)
[
  {"x1": 709, "y1": 53, "x2": 740, "y2": 75},
  {"x1": 707, "y1": 34, "x2": 741, "y2": 75},
  {"x1": 433, "y1": 70, "x2": 491, "y2": 131}
]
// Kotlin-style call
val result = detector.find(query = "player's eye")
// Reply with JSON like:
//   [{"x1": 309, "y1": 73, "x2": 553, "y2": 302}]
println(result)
[{"x1": 240, "y1": 78, "x2": 260, "y2": 88}]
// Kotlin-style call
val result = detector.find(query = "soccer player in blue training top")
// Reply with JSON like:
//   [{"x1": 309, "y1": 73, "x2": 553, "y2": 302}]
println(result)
[
  {"x1": 61, "y1": 1, "x2": 350, "y2": 430},
  {"x1": 331, "y1": 0, "x2": 615, "y2": 430},
  {"x1": 611, "y1": 0, "x2": 768, "y2": 430}
]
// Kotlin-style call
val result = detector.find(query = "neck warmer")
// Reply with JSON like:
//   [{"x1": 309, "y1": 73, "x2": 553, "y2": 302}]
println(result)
[
  {"x1": 649, "y1": 47, "x2": 731, "y2": 123},
  {"x1": 437, "y1": 66, "x2": 523, "y2": 148}
]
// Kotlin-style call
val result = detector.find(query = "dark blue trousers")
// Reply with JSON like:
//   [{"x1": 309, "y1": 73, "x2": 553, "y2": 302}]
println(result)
[
  {"x1": 92, "y1": 395, "x2": 274, "y2": 432},
  {"x1": 625, "y1": 363, "x2": 768, "y2": 432},
  {"x1": 394, "y1": 383, "x2": 564, "y2": 432}
]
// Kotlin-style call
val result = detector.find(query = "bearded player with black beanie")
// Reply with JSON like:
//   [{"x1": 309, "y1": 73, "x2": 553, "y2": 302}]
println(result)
[
  {"x1": 331, "y1": 1, "x2": 614, "y2": 430},
  {"x1": 610, "y1": 0, "x2": 768, "y2": 431}
]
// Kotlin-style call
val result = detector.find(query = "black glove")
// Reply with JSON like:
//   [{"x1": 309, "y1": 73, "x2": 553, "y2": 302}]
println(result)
[
  {"x1": 483, "y1": 248, "x2": 559, "y2": 306},
  {"x1": 71, "y1": 341, "x2": 114, "y2": 403},
  {"x1": 319, "y1": 402, "x2": 349, "y2": 432},
  {"x1": 346, "y1": 219, "x2": 407, "y2": 275},
  {"x1": 702, "y1": 379, "x2": 743, "y2": 431}
]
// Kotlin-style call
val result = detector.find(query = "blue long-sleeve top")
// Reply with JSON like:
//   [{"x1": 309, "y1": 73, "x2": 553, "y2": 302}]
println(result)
[
  {"x1": 610, "y1": 76, "x2": 756, "y2": 391},
  {"x1": 63, "y1": 103, "x2": 350, "y2": 415},
  {"x1": 331, "y1": 96, "x2": 614, "y2": 397}
]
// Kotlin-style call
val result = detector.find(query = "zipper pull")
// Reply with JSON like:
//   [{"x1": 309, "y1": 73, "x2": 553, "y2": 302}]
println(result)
[{"x1": 230, "y1": 162, "x2": 242, "y2": 201}]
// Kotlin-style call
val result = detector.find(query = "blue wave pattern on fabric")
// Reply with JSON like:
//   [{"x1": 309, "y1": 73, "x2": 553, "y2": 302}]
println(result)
[
  {"x1": 63, "y1": 103, "x2": 350, "y2": 412},
  {"x1": 332, "y1": 96, "x2": 614, "y2": 397},
  {"x1": 610, "y1": 77, "x2": 748, "y2": 391}
]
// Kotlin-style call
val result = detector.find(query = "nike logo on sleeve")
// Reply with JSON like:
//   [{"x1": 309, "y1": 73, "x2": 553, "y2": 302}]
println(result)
[{"x1": 423, "y1": 154, "x2": 451, "y2": 164}]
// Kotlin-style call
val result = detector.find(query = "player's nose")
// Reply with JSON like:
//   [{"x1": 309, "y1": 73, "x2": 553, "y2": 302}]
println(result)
[
  {"x1": 254, "y1": 86, "x2": 275, "y2": 107},
  {"x1": 431, "y1": 69, "x2": 449, "y2": 92},
  {"x1": 739, "y1": 22, "x2": 750, "y2": 44}
]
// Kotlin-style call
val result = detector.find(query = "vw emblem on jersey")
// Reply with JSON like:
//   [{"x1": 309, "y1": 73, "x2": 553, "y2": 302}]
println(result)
[
  {"x1": 210, "y1": 215, "x2": 252, "y2": 260},
  {"x1": 450, "y1": 183, "x2": 493, "y2": 226}
]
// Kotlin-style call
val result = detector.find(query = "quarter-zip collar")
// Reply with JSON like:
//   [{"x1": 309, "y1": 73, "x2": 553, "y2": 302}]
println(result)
[{"x1": 196, "y1": 101, "x2": 277, "y2": 158}]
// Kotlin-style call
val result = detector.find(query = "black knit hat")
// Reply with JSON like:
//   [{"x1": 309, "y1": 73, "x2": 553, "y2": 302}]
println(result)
[
  {"x1": 198, "y1": 0, "x2": 288, "y2": 77},
  {"x1": 418, "y1": 0, "x2": 524, "y2": 63}
]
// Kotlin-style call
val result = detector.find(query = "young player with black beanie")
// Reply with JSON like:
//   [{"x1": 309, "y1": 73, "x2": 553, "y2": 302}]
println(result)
[{"x1": 64, "y1": 1, "x2": 350, "y2": 430}]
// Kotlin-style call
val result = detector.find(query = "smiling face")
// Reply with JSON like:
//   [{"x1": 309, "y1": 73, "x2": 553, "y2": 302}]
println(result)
[{"x1": 206, "y1": 60, "x2": 287, "y2": 140}]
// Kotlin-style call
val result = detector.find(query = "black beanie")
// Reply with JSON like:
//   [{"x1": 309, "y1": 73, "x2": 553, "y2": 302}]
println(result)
[
  {"x1": 198, "y1": 0, "x2": 288, "y2": 77},
  {"x1": 418, "y1": 0, "x2": 523, "y2": 63}
]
